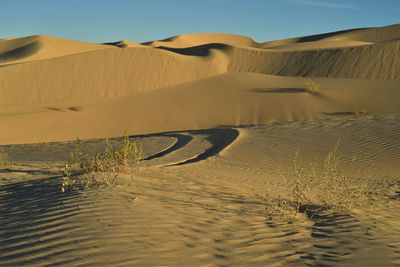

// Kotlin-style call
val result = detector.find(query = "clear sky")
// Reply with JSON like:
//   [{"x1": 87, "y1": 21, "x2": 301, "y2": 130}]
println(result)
[{"x1": 1, "y1": 0, "x2": 399, "y2": 43}]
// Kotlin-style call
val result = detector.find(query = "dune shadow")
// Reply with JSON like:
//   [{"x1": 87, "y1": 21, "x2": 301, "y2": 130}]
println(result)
[
  {"x1": 301, "y1": 207, "x2": 363, "y2": 264},
  {"x1": 102, "y1": 41, "x2": 128, "y2": 48},
  {"x1": 46, "y1": 106, "x2": 64, "y2": 112},
  {"x1": 249, "y1": 88, "x2": 307, "y2": 94},
  {"x1": 0, "y1": 41, "x2": 42, "y2": 63},
  {"x1": 269, "y1": 206, "x2": 364, "y2": 265},
  {"x1": 0, "y1": 168, "x2": 58, "y2": 176},
  {"x1": 156, "y1": 43, "x2": 230, "y2": 57},
  {"x1": 297, "y1": 28, "x2": 365, "y2": 43},
  {"x1": 67, "y1": 106, "x2": 83, "y2": 112},
  {"x1": 0, "y1": 176, "x2": 82, "y2": 263},
  {"x1": 167, "y1": 128, "x2": 239, "y2": 166},
  {"x1": 141, "y1": 36, "x2": 178, "y2": 46},
  {"x1": 322, "y1": 111, "x2": 354, "y2": 116}
]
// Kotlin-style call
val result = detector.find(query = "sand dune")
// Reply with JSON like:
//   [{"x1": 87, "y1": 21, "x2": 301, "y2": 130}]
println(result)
[
  {"x1": 1, "y1": 23, "x2": 400, "y2": 144},
  {"x1": 0, "y1": 35, "x2": 111, "y2": 66},
  {"x1": 1, "y1": 23, "x2": 400, "y2": 266},
  {"x1": 261, "y1": 23, "x2": 400, "y2": 48},
  {"x1": 261, "y1": 39, "x2": 373, "y2": 51},
  {"x1": 230, "y1": 40, "x2": 400, "y2": 79},
  {"x1": 0, "y1": 45, "x2": 228, "y2": 106},
  {"x1": 1, "y1": 71, "x2": 400, "y2": 144}
]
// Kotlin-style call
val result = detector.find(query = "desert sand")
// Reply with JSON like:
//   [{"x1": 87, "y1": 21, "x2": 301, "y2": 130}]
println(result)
[{"x1": 0, "y1": 24, "x2": 399, "y2": 266}]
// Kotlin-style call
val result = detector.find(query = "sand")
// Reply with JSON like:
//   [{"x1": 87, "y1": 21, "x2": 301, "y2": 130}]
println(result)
[{"x1": 0, "y1": 23, "x2": 399, "y2": 266}]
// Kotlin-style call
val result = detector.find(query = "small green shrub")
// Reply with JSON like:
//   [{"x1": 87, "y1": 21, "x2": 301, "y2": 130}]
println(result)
[
  {"x1": 304, "y1": 79, "x2": 320, "y2": 94},
  {"x1": 265, "y1": 140, "x2": 398, "y2": 222},
  {"x1": 62, "y1": 133, "x2": 144, "y2": 192}
]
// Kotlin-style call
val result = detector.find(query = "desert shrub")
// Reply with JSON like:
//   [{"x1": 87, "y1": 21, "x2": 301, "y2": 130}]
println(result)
[
  {"x1": 0, "y1": 148, "x2": 9, "y2": 167},
  {"x1": 353, "y1": 107, "x2": 368, "y2": 116},
  {"x1": 265, "y1": 140, "x2": 399, "y2": 222},
  {"x1": 62, "y1": 133, "x2": 144, "y2": 192},
  {"x1": 265, "y1": 118, "x2": 276, "y2": 124},
  {"x1": 304, "y1": 79, "x2": 320, "y2": 94}
]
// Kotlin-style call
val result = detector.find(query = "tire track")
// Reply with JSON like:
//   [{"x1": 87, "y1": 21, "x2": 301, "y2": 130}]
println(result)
[
  {"x1": 166, "y1": 128, "x2": 239, "y2": 166},
  {"x1": 143, "y1": 133, "x2": 193, "y2": 161}
]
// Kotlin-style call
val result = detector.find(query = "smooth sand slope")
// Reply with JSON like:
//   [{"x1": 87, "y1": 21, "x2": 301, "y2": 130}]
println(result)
[{"x1": 0, "y1": 23, "x2": 400, "y2": 266}]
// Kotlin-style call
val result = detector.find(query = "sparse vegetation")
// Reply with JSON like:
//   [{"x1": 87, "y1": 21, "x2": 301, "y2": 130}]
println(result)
[
  {"x1": 304, "y1": 78, "x2": 320, "y2": 94},
  {"x1": 265, "y1": 140, "x2": 399, "y2": 222},
  {"x1": 353, "y1": 107, "x2": 368, "y2": 116},
  {"x1": 0, "y1": 148, "x2": 9, "y2": 167},
  {"x1": 62, "y1": 132, "x2": 144, "y2": 192},
  {"x1": 265, "y1": 118, "x2": 276, "y2": 124}
]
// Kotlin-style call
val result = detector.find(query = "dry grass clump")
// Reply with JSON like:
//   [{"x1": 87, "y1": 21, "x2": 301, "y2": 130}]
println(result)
[
  {"x1": 265, "y1": 141, "x2": 398, "y2": 222},
  {"x1": 62, "y1": 133, "x2": 144, "y2": 192},
  {"x1": 0, "y1": 148, "x2": 9, "y2": 167},
  {"x1": 304, "y1": 78, "x2": 320, "y2": 94}
]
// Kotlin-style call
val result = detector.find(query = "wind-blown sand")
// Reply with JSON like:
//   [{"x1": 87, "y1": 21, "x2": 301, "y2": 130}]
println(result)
[{"x1": 0, "y1": 24, "x2": 399, "y2": 266}]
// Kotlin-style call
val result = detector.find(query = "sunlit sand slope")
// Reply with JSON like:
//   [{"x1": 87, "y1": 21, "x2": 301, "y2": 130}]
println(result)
[
  {"x1": 0, "y1": 47, "x2": 227, "y2": 105},
  {"x1": 1, "y1": 71, "x2": 400, "y2": 144}
]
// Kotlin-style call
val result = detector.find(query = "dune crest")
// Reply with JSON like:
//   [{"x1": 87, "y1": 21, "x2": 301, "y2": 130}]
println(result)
[
  {"x1": 0, "y1": 35, "x2": 112, "y2": 66},
  {"x1": 142, "y1": 32, "x2": 258, "y2": 48},
  {"x1": 103, "y1": 40, "x2": 143, "y2": 48}
]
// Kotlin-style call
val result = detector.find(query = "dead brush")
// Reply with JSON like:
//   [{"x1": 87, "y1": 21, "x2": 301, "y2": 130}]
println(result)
[
  {"x1": 62, "y1": 132, "x2": 144, "y2": 192},
  {"x1": 265, "y1": 140, "x2": 399, "y2": 222}
]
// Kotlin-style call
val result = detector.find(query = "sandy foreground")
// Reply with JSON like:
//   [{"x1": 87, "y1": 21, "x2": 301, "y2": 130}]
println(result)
[{"x1": 0, "y1": 24, "x2": 400, "y2": 266}]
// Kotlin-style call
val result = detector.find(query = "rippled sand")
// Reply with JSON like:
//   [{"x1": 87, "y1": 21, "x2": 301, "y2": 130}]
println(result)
[{"x1": 1, "y1": 114, "x2": 399, "y2": 266}]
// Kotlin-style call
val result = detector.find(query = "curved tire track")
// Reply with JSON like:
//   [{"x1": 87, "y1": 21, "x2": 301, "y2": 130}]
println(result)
[
  {"x1": 165, "y1": 128, "x2": 239, "y2": 167},
  {"x1": 143, "y1": 134, "x2": 193, "y2": 161}
]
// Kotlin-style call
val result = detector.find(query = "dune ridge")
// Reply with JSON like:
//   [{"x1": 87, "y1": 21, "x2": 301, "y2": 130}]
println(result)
[
  {"x1": 229, "y1": 40, "x2": 400, "y2": 79},
  {"x1": 141, "y1": 32, "x2": 258, "y2": 48},
  {"x1": 0, "y1": 35, "x2": 111, "y2": 66},
  {"x1": 0, "y1": 46, "x2": 228, "y2": 105}
]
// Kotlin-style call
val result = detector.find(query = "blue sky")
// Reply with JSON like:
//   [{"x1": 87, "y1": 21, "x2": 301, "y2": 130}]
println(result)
[{"x1": 1, "y1": 0, "x2": 399, "y2": 43}]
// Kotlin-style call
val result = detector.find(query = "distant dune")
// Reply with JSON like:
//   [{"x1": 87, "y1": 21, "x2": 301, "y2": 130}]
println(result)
[
  {"x1": 0, "y1": 35, "x2": 110, "y2": 66},
  {"x1": 1, "y1": 23, "x2": 400, "y2": 144}
]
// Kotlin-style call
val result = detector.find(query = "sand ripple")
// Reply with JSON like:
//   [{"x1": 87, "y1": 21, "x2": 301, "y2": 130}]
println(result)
[{"x1": 0, "y1": 168, "x2": 399, "y2": 265}]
